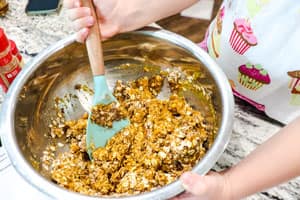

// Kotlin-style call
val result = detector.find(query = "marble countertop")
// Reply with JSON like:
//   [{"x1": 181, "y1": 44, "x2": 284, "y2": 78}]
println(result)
[{"x1": 0, "y1": 1, "x2": 299, "y2": 200}]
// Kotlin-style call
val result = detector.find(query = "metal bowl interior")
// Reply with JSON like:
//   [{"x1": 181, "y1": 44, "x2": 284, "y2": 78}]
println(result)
[{"x1": 1, "y1": 29, "x2": 233, "y2": 200}]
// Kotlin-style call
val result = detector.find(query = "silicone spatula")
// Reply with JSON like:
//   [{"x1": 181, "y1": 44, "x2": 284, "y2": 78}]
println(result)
[{"x1": 82, "y1": 0, "x2": 130, "y2": 158}]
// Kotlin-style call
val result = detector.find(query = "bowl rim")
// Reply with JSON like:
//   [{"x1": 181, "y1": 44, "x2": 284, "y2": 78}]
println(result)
[{"x1": 0, "y1": 29, "x2": 234, "y2": 200}]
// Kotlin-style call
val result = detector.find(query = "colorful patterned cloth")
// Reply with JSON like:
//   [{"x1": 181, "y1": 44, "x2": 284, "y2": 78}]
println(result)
[{"x1": 201, "y1": 0, "x2": 300, "y2": 123}]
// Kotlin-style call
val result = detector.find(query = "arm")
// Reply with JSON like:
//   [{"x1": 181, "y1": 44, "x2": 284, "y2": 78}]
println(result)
[
  {"x1": 64, "y1": 0, "x2": 199, "y2": 41},
  {"x1": 175, "y1": 117, "x2": 300, "y2": 200},
  {"x1": 120, "y1": 0, "x2": 199, "y2": 32},
  {"x1": 226, "y1": 116, "x2": 300, "y2": 199}
]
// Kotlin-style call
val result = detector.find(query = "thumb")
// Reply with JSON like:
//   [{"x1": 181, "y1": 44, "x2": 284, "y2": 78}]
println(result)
[{"x1": 179, "y1": 171, "x2": 219, "y2": 197}]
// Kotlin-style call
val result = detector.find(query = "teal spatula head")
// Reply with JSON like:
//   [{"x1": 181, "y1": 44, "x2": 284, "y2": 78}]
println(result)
[{"x1": 86, "y1": 75, "x2": 130, "y2": 157}]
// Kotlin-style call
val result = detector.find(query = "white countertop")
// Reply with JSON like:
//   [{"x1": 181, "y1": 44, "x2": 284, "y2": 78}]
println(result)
[{"x1": 0, "y1": 1, "x2": 299, "y2": 200}]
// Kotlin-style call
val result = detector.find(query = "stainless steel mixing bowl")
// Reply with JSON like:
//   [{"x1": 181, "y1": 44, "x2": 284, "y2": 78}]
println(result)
[{"x1": 0, "y1": 29, "x2": 234, "y2": 200}]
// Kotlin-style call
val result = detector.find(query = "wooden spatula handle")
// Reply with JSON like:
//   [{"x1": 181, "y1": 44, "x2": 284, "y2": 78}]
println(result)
[{"x1": 82, "y1": 0, "x2": 105, "y2": 76}]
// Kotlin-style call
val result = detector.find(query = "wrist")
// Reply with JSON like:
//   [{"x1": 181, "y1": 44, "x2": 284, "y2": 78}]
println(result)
[
  {"x1": 121, "y1": 0, "x2": 163, "y2": 32},
  {"x1": 118, "y1": 0, "x2": 199, "y2": 32},
  {"x1": 223, "y1": 170, "x2": 237, "y2": 200},
  {"x1": 224, "y1": 165, "x2": 249, "y2": 200}
]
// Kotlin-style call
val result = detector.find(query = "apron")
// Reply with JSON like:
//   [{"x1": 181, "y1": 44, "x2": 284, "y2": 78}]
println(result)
[{"x1": 200, "y1": 0, "x2": 300, "y2": 124}]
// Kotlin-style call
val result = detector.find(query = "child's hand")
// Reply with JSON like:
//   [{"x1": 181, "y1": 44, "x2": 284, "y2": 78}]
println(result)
[
  {"x1": 172, "y1": 171, "x2": 232, "y2": 200},
  {"x1": 64, "y1": 0, "x2": 120, "y2": 42},
  {"x1": 64, "y1": 0, "x2": 144, "y2": 42},
  {"x1": 64, "y1": 0, "x2": 198, "y2": 43}
]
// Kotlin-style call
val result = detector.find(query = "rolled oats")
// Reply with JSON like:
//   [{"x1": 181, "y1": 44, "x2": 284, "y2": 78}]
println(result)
[{"x1": 47, "y1": 72, "x2": 215, "y2": 196}]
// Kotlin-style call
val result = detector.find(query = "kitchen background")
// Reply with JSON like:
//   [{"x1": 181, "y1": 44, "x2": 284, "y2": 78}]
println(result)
[{"x1": 0, "y1": 0, "x2": 299, "y2": 199}]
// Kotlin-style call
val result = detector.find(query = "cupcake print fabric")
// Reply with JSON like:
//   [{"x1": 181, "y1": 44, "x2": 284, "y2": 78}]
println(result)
[
  {"x1": 287, "y1": 70, "x2": 300, "y2": 106},
  {"x1": 238, "y1": 63, "x2": 270, "y2": 90},
  {"x1": 203, "y1": 0, "x2": 300, "y2": 123},
  {"x1": 229, "y1": 19, "x2": 257, "y2": 55},
  {"x1": 207, "y1": 6, "x2": 225, "y2": 58}
]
